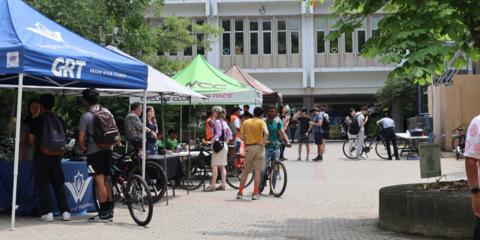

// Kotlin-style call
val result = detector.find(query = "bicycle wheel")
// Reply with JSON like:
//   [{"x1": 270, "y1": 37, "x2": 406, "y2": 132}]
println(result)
[
  {"x1": 269, "y1": 161, "x2": 287, "y2": 197},
  {"x1": 343, "y1": 138, "x2": 357, "y2": 158},
  {"x1": 129, "y1": 161, "x2": 167, "y2": 203},
  {"x1": 452, "y1": 138, "x2": 459, "y2": 152},
  {"x1": 226, "y1": 156, "x2": 254, "y2": 189},
  {"x1": 126, "y1": 174, "x2": 153, "y2": 226},
  {"x1": 375, "y1": 139, "x2": 390, "y2": 159},
  {"x1": 92, "y1": 177, "x2": 115, "y2": 212},
  {"x1": 180, "y1": 157, "x2": 206, "y2": 190}
]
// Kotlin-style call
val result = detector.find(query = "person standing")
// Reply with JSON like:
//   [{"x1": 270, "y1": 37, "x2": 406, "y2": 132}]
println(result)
[
  {"x1": 318, "y1": 107, "x2": 329, "y2": 154},
  {"x1": 204, "y1": 108, "x2": 233, "y2": 191},
  {"x1": 225, "y1": 115, "x2": 237, "y2": 159},
  {"x1": 231, "y1": 107, "x2": 242, "y2": 154},
  {"x1": 376, "y1": 116, "x2": 400, "y2": 160},
  {"x1": 464, "y1": 115, "x2": 480, "y2": 239},
  {"x1": 78, "y1": 88, "x2": 121, "y2": 222},
  {"x1": 205, "y1": 110, "x2": 214, "y2": 141},
  {"x1": 259, "y1": 106, "x2": 291, "y2": 192},
  {"x1": 278, "y1": 105, "x2": 289, "y2": 161},
  {"x1": 288, "y1": 113, "x2": 297, "y2": 143},
  {"x1": 309, "y1": 108, "x2": 324, "y2": 161},
  {"x1": 20, "y1": 99, "x2": 40, "y2": 161},
  {"x1": 125, "y1": 102, "x2": 154, "y2": 150},
  {"x1": 292, "y1": 108, "x2": 312, "y2": 161},
  {"x1": 143, "y1": 106, "x2": 158, "y2": 155},
  {"x1": 239, "y1": 105, "x2": 250, "y2": 121},
  {"x1": 355, "y1": 107, "x2": 369, "y2": 160},
  {"x1": 344, "y1": 108, "x2": 357, "y2": 159},
  {"x1": 236, "y1": 106, "x2": 269, "y2": 200},
  {"x1": 29, "y1": 94, "x2": 70, "y2": 222}
]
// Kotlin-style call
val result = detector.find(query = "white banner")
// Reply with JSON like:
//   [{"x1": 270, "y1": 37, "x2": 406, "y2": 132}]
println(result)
[{"x1": 129, "y1": 89, "x2": 262, "y2": 105}]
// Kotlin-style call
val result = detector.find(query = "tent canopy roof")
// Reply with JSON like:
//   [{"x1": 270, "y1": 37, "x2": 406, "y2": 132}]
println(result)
[
  {"x1": 172, "y1": 55, "x2": 254, "y2": 93},
  {"x1": 0, "y1": 0, "x2": 148, "y2": 90}
]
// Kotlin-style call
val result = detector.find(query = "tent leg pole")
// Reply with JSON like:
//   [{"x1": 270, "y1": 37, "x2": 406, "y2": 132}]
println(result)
[
  {"x1": 180, "y1": 105, "x2": 182, "y2": 143},
  {"x1": 160, "y1": 93, "x2": 169, "y2": 205},
  {"x1": 142, "y1": 90, "x2": 147, "y2": 179},
  {"x1": 188, "y1": 97, "x2": 191, "y2": 195},
  {"x1": 6, "y1": 88, "x2": 17, "y2": 157},
  {"x1": 11, "y1": 74, "x2": 24, "y2": 231}
]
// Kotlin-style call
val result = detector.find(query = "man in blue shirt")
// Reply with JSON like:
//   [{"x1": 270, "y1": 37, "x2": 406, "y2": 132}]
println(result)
[
  {"x1": 259, "y1": 106, "x2": 291, "y2": 193},
  {"x1": 376, "y1": 116, "x2": 400, "y2": 160},
  {"x1": 309, "y1": 108, "x2": 324, "y2": 161}
]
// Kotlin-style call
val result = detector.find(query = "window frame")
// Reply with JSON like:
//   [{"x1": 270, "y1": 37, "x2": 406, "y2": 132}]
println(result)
[
  {"x1": 315, "y1": 16, "x2": 326, "y2": 55},
  {"x1": 234, "y1": 18, "x2": 244, "y2": 55},
  {"x1": 277, "y1": 17, "x2": 288, "y2": 55},
  {"x1": 249, "y1": 18, "x2": 259, "y2": 55},
  {"x1": 328, "y1": 17, "x2": 339, "y2": 55},
  {"x1": 262, "y1": 18, "x2": 272, "y2": 55},
  {"x1": 195, "y1": 19, "x2": 206, "y2": 56},
  {"x1": 371, "y1": 15, "x2": 382, "y2": 39},
  {"x1": 221, "y1": 18, "x2": 232, "y2": 56},
  {"x1": 289, "y1": 17, "x2": 300, "y2": 55},
  {"x1": 356, "y1": 18, "x2": 367, "y2": 54}
]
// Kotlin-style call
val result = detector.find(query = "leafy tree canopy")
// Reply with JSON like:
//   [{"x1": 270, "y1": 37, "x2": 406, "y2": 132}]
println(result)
[
  {"x1": 302, "y1": 0, "x2": 480, "y2": 85},
  {"x1": 376, "y1": 77, "x2": 417, "y2": 107}
]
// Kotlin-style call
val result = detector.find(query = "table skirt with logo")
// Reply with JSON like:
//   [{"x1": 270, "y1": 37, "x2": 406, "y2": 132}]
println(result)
[{"x1": 0, "y1": 161, "x2": 96, "y2": 216}]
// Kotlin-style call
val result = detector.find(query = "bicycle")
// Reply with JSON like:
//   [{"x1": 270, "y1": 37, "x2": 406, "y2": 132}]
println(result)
[
  {"x1": 343, "y1": 127, "x2": 398, "y2": 159},
  {"x1": 63, "y1": 131, "x2": 81, "y2": 159},
  {"x1": 258, "y1": 142, "x2": 288, "y2": 197},
  {"x1": 180, "y1": 139, "x2": 254, "y2": 190},
  {"x1": 452, "y1": 123, "x2": 465, "y2": 160}
]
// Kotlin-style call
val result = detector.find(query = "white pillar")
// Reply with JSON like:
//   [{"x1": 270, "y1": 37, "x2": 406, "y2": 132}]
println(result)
[{"x1": 10, "y1": 73, "x2": 24, "y2": 230}]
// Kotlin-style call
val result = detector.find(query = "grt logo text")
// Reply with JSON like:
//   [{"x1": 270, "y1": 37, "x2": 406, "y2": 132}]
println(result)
[
  {"x1": 185, "y1": 81, "x2": 227, "y2": 89},
  {"x1": 51, "y1": 57, "x2": 86, "y2": 79}
]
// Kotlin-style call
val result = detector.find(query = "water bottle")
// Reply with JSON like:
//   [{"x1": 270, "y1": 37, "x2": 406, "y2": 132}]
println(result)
[{"x1": 177, "y1": 144, "x2": 181, "y2": 153}]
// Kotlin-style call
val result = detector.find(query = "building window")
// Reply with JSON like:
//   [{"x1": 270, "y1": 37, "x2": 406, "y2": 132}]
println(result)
[
  {"x1": 184, "y1": 23, "x2": 193, "y2": 56},
  {"x1": 328, "y1": 18, "x2": 339, "y2": 54},
  {"x1": 222, "y1": 19, "x2": 231, "y2": 55},
  {"x1": 290, "y1": 17, "x2": 300, "y2": 54},
  {"x1": 263, "y1": 18, "x2": 272, "y2": 55},
  {"x1": 315, "y1": 17, "x2": 326, "y2": 54},
  {"x1": 357, "y1": 18, "x2": 366, "y2": 53},
  {"x1": 372, "y1": 16, "x2": 381, "y2": 38},
  {"x1": 196, "y1": 19, "x2": 205, "y2": 55},
  {"x1": 250, "y1": 18, "x2": 259, "y2": 55},
  {"x1": 277, "y1": 18, "x2": 287, "y2": 55},
  {"x1": 235, "y1": 19, "x2": 244, "y2": 55},
  {"x1": 155, "y1": 20, "x2": 163, "y2": 28},
  {"x1": 169, "y1": 50, "x2": 177, "y2": 56}
]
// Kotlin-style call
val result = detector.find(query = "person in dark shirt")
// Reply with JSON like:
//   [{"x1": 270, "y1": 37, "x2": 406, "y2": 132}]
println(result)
[
  {"x1": 292, "y1": 107, "x2": 312, "y2": 161},
  {"x1": 29, "y1": 94, "x2": 70, "y2": 222}
]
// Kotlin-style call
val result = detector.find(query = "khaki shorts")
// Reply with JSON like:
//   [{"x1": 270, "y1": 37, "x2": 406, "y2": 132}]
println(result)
[{"x1": 244, "y1": 145, "x2": 265, "y2": 172}]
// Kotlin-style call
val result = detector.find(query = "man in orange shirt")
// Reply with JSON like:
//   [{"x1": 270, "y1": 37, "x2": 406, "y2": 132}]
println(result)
[{"x1": 236, "y1": 107, "x2": 269, "y2": 200}]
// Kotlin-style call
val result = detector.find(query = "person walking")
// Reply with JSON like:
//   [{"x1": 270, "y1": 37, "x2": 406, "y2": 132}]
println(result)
[
  {"x1": 20, "y1": 99, "x2": 40, "y2": 161},
  {"x1": 355, "y1": 107, "x2": 369, "y2": 160},
  {"x1": 278, "y1": 105, "x2": 289, "y2": 161},
  {"x1": 464, "y1": 114, "x2": 480, "y2": 238},
  {"x1": 288, "y1": 113, "x2": 297, "y2": 142},
  {"x1": 292, "y1": 108, "x2": 312, "y2": 161},
  {"x1": 376, "y1": 116, "x2": 400, "y2": 160},
  {"x1": 204, "y1": 108, "x2": 233, "y2": 191},
  {"x1": 308, "y1": 108, "x2": 324, "y2": 161},
  {"x1": 344, "y1": 108, "x2": 357, "y2": 159},
  {"x1": 29, "y1": 94, "x2": 70, "y2": 222},
  {"x1": 236, "y1": 106, "x2": 269, "y2": 200},
  {"x1": 144, "y1": 106, "x2": 158, "y2": 155},
  {"x1": 78, "y1": 88, "x2": 121, "y2": 222}
]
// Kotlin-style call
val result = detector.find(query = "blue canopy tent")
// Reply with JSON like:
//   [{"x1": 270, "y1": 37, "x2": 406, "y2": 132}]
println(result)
[{"x1": 0, "y1": 0, "x2": 152, "y2": 229}]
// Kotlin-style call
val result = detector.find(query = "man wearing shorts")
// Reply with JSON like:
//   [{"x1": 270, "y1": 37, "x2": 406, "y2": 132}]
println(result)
[
  {"x1": 292, "y1": 108, "x2": 312, "y2": 161},
  {"x1": 309, "y1": 108, "x2": 324, "y2": 161},
  {"x1": 78, "y1": 88, "x2": 121, "y2": 222},
  {"x1": 236, "y1": 106, "x2": 269, "y2": 200}
]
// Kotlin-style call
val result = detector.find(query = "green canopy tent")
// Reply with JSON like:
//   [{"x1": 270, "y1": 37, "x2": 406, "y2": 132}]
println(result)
[{"x1": 130, "y1": 55, "x2": 262, "y2": 105}]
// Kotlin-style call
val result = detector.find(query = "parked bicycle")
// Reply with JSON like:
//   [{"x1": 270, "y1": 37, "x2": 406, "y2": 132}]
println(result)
[
  {"x1": 180, "y1": 139, "x2": 254, "y2": 190},
  {"x1": 452, "y1": 123, "x2": 465, "y2": 160},
  {"x1": 258, "y1": 142, "x2": 288, "y2": 197},
  {"x1": 343, "y1": 127, "x2": 398, "y2": 159}
]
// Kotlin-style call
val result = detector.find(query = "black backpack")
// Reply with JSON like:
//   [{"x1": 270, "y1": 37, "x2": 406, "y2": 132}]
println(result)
[
  {"x1": 39, "y1": 113, "x2": 66, "y2": 156},
  {"x1": 348, "y1": 116, "x2": 360, "y2": 135},
  {"x1": 321, "y1": 114, "x2": 330, "y2": 132}
]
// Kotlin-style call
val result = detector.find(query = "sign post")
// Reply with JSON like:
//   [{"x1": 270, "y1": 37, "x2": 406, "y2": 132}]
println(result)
[{"x1": 419, "y1": 143, "x2": 442, "y2": 178}]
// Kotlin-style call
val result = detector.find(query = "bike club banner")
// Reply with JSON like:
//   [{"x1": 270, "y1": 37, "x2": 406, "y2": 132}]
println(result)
[{"x1": 129, "y1": 89, "x2": 263, "y2": 105}]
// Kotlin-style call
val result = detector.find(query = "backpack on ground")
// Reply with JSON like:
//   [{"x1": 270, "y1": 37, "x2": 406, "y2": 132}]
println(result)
[
  {"x1": 39, "y1": 113, "x2": 66, "y2": 156},
  {"x1": 348, "y1": 116, "x2": 360, "y2": 135},
  {"x1": 89, "y1": 106, "x2": 120, "y2": 148},
  {"x1": 321, "y1": 114, "x2": 330, "y2": 133}
]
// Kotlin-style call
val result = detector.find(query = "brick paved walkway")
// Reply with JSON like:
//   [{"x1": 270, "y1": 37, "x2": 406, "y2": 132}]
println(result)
[{"x1": 0, "y1": 141, "x2": 465, "y2": 239}]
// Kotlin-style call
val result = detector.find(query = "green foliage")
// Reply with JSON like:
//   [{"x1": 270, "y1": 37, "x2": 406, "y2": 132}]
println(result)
[
  {"x1": 376, "y1": 77, "x2": 417, "y2": 108},
  {"x1": 300, "y1": 0, "x2": 480, "y2": 85}
]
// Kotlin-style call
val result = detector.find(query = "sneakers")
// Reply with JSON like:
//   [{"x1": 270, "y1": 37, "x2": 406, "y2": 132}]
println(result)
[
  {"x1": 88, "y1": 212, "x2": 109, "y2": 223},
  {"x1": 108, "y1": 210, "x2": 114, "y2": 222},
  {"x1": 252, "y1": 193, "x2": 260, "y2": 200},
  {"x1": 40, "y1": 212, "x2": 53, "y2": 222},
  {"x1": 355, "y1": 155, "x2": 366, "y2": 160},
  {"x1": 395, "y1": 157, "x2": 401, "y2": 160},
  {"x1": 306, "y1": 157, "x2": 310, "y2": 161},
  {"x1": 297, "y1": 156, "x2": 301, "y2": 161},
  {"x1": 315, "y1": 156, "x2": 323, "y2": 162},
  {"x1": 62, "y1": 211, "x2": 70, "y2": 221},
  {"x1": 236, "y1": 192, "x2": 243, "y2": 199}
]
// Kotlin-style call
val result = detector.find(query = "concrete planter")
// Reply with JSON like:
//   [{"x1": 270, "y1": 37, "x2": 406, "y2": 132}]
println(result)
[{"x1": 379, "y1": 184, "x2": 475, "y2": 238}]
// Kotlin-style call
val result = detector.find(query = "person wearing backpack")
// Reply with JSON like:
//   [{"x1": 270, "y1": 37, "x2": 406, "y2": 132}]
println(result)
[
  {"x1": 354, "y1": 107, "x2": 369, "y2": 159},
  {"x1": 318, "y1": 107, "x2": 330, "y2": 154},
  {"x1": 78, "y1": 88, "x2": 121, "y2": 223},
  {"x1": 343, "y1": 109, "x2": 357, "y2": 159},
  {"x1": 29, "y1": 94, "x2": 70, "y2": 222},
  {"x1": 308, "y1": 108, "x2": 324, "y2": 161}
]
